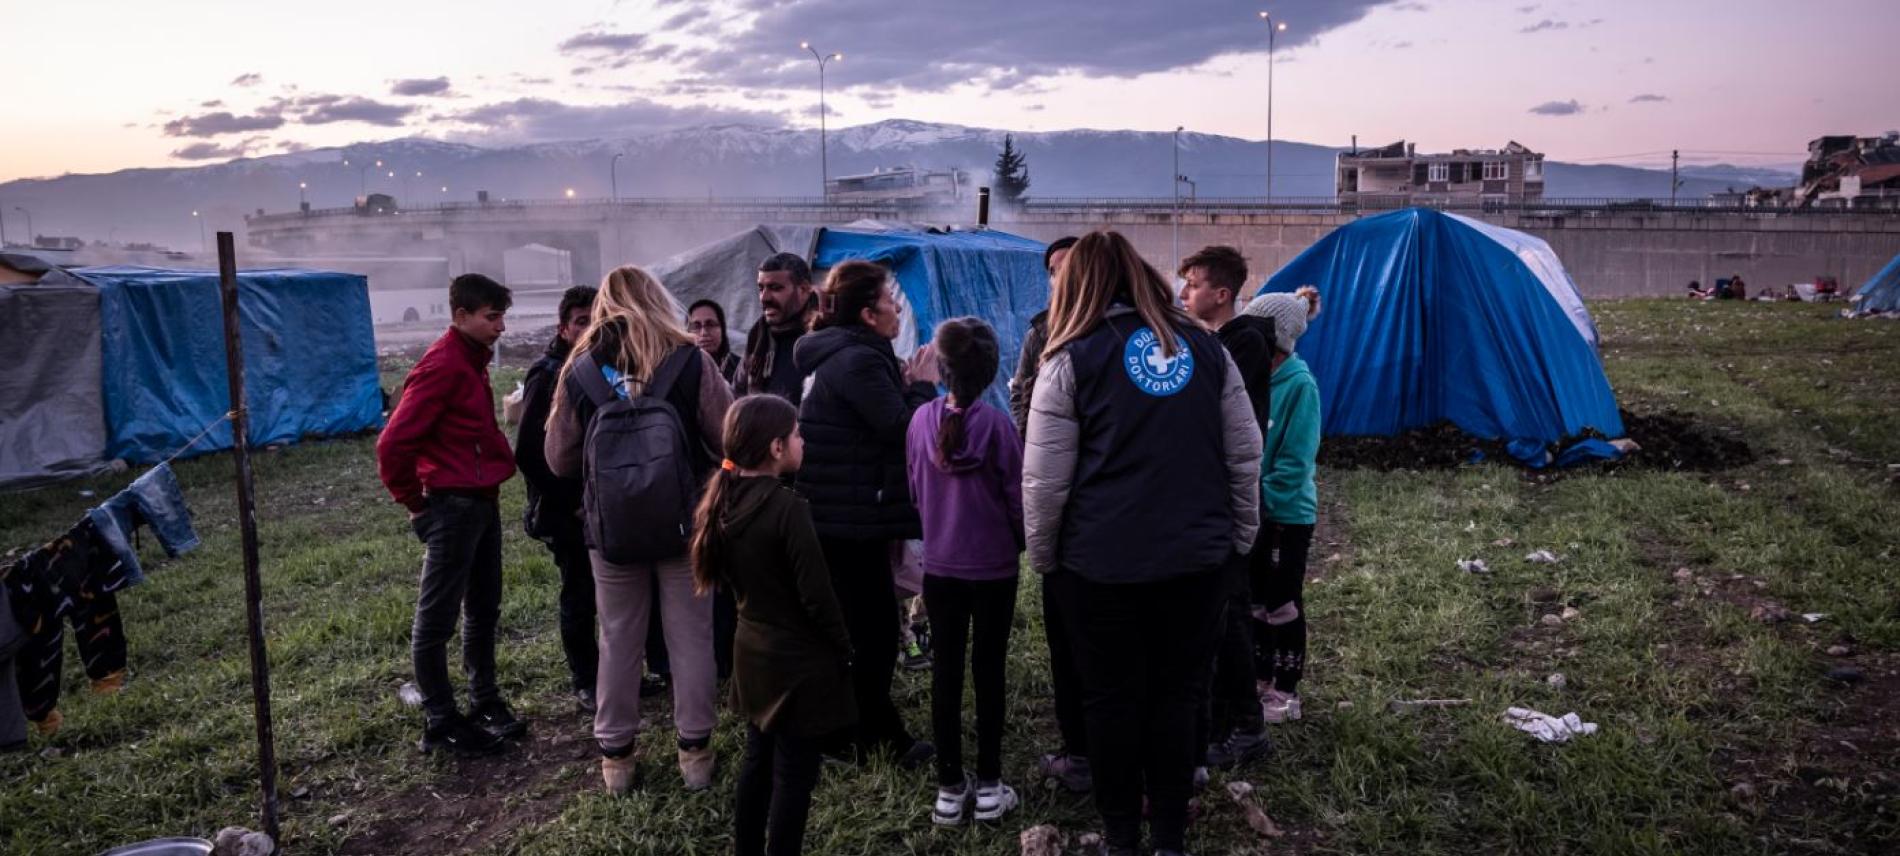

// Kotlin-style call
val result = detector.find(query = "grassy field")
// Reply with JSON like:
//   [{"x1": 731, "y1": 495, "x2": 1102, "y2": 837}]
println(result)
[{"x1": 2, "y1": 300, "x2": 1895, "y2": 855}]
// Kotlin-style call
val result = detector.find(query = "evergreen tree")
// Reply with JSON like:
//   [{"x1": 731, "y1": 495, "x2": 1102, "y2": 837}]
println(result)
[{"x1": 992, "y1": 134, "x2": 1031, "y2": 201}]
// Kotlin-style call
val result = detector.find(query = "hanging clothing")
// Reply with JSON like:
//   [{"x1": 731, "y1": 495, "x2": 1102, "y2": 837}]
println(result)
[
  {"x1": 88, "y1": 462, "x2": 200, "y2": 587},
  {"x1": 3, "y1": 519, "x2": 131, "y2": 724}
]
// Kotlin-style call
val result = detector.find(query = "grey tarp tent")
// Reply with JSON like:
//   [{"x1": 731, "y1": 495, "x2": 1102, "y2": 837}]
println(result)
[
  {"x1": 646, "y1": 225, "x2": 820, "y2": 347},
  {"x1": 0, "y1": 253, "x2": 112, "y2": 488}
]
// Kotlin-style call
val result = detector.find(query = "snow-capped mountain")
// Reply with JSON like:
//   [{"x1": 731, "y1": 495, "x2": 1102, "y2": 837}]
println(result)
[{"x1": 0, "y1": 120, "x2": 1747, "y2": 249}]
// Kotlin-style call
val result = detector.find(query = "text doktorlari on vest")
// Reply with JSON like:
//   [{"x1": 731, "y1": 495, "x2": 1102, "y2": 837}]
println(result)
[{"x1": 1123, "y1": 326, "x2": 1195, "y2": 397}]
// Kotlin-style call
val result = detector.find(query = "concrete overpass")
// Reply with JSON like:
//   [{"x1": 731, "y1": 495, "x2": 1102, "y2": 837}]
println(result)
[{"x1": 245, "y1": 197, "x2": 1900, "y2": 298}]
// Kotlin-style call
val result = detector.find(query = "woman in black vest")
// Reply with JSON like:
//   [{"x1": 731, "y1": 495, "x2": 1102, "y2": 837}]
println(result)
[
  {"x1": 1022, "y1": 231, "x2": 1261, "y2": 856},
  {"x1": 792, "y1": 260, "x2": 939, "y2": 767}
]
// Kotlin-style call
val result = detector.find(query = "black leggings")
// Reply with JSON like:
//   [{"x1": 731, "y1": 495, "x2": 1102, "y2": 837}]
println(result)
[
  {"x1": 922, "y1": 574, "x2": 1018, "y2": 786},
  {"x1": 734, "y1": 723, "x2": 825, "y2": 856},
  {"x1": 1251, "y1": 523, "x2": 1314, "y2": 693},
  {"x1": 818, "y1": 537, "x2": 913, "y2": 756}
]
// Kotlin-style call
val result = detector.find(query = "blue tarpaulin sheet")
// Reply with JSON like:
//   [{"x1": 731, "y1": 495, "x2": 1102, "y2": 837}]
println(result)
[
  {"x1": 73, "y1": 266, "x2": 384, "y2": 463},
  {"x1": 813, "y1": 225, "x2": 1049, "y2": 410},
  {"x1": 1855, "y1": 253, "x2": 1900, "y2": 313},
  {"x1": 1254, "y1": 208, "x2": 1623, "y2": 465}
]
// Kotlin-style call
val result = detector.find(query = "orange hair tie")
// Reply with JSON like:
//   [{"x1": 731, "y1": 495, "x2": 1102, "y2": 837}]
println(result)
[{"x1": 721, "y1": 459, "x2": 737, "y2": 472}]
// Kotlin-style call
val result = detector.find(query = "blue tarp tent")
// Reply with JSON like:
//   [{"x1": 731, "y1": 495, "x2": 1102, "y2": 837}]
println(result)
[
  {"x1": 72, "y1": 266, "x2": 384, "y2": 463},
  {"x1": 1253, "y1": 208, "x2": 1623, "y2": 465},
  {"x1": 1854, "y1": 253, "x2": 1900, "y2": 314}
]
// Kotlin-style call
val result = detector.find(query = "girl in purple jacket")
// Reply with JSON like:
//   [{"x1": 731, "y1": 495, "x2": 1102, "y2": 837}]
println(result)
[{"x1": 905, "y1": 317, "x2": 1025, "y2": 826}]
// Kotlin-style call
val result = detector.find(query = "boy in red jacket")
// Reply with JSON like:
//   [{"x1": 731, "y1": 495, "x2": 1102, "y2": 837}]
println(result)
[{"x1": 377, "y1": 273, "x2": 522, "y2": 756}]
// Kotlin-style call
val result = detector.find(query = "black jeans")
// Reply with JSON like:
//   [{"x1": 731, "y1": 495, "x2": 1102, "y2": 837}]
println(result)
[
  {"x1": 1048, "y1": 566, "x2": 1224, "y2": 853},
  {"x1": 819, "y1": 536, "x2": 913, "y2": 756},
  {"x1": 734, "y1": 723, "x2": 826, "y2": 856},
  {"x1": 1208, "y1": 553, "x2": 1264, "y2": 740},
  {"x1": 1041, "y1": 573, "x2": 1088, "y2": 757},
  {"x1": 410, "y1": 492, "x2": 503, "y2": 723},
  {"x1": 1251, "y1": 523, "x2": 1315, "y2": 693},
  {"x1": 548, "y1": 524, "x2": 598, "y2": 692},
  {"x1": 922, "y1": 574, "x2": 1018, "y2": 786}
]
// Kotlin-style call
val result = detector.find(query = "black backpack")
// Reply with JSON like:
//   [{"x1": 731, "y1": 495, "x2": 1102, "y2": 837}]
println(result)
[{"x1": 571, "y1": 347, "x2": 700, "y2": 564}]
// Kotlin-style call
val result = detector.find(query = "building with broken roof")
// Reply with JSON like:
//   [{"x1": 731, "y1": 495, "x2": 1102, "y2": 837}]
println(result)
[
  {"x1": 1336, "y1": 141, "x2": 1546, "y2": 206},
  {"x1": 1795, "y1": 134, "x2": 1900, "y2": 209}
]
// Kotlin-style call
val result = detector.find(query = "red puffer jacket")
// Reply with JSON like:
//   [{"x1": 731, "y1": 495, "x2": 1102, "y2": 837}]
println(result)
[{"x1": 377, "y1": 328, "x2": 517, "y2": 512}]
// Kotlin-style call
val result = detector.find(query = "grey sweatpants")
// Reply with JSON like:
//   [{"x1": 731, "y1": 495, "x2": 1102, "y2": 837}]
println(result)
[{"x1": 590, "y1": 552, "x2": 716, "y2": 750}]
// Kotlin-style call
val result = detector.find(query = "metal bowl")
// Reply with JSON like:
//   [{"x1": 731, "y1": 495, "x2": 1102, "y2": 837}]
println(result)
[{"x1": 96, "y1": 838, "x2": 214, "y2": 856}]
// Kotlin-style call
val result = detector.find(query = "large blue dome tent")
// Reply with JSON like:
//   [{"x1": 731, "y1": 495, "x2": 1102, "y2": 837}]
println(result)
[
  {"x1": 1252, "y1": 208, "x2": 1624, "y2": 466},
  {"x1": 1852, "y1": 252, "x2": 1900, "y2": 314}
]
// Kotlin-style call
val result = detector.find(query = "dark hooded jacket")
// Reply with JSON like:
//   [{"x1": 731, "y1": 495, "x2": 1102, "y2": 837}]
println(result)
[
  {"x1": 792, "y1": 324, "x2": 938, "y2": 540},
  {"x1": 516, "y1": 335, "x2": 581, "y2": 540},
  {"x1": 720, "y1": 475, "x2": 858, "y2": 737}
]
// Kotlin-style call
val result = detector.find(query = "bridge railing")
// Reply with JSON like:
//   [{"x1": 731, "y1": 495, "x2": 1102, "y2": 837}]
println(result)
[{"x1": 247, "y1": 194, "x2": 1900, "y2": 226}]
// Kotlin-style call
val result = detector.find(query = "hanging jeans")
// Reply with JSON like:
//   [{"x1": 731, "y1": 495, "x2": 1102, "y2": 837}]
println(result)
[{"x1": 88, "y1": 461, "x2": 200, "y2": 588}]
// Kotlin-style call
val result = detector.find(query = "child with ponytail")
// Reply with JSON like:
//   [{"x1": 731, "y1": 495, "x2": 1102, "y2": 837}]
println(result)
[
  {"x1": 904, "y1": 317, "x2": 1025, "y2": 825},
  {"x1": 691, "y1": 395, "x2": 855, "y2": 856}
]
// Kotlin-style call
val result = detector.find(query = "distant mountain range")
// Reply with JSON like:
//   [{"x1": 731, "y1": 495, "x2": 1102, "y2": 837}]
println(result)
[{"x1": 0, "y1": 119, "x2": 1795, "y2": 249}]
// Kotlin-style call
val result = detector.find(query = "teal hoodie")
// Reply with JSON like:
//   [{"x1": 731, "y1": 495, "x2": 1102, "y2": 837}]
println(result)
[{"x1": 1262, "y1": 353, "x2": 1320, "y2": 525}]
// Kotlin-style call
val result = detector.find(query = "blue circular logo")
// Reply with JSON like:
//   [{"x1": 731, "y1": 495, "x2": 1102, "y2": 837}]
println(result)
[{"x1": 1122, "y1": 326, "x2": 1194, "y2": 397}]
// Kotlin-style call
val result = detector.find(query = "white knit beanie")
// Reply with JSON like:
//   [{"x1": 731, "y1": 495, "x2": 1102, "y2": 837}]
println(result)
[{"x1": 1243, "y1": 287, "x2": 1319, "y2": 354}]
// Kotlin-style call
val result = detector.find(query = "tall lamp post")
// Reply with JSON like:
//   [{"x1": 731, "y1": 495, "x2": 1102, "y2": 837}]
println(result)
[
  {"x1": 1173, "y1": 126, "x2": 1184, "y2": 272},
  {"x1": 12, "y1": 206, "x2": 30, "y2": 248},
  {"x1": 298, "y1": 181, "x2": 307, "y2": 209},
  {"x1": 1258, "y1": 11, "x2": 1288, "y2": 200},
  {"x1": 342, "y1": 158, "x2": 383, "y2": 196},
  {"x1": 611, "y1": 152, "x2": 624, "y2": 202},
  {"x1": 191, "y1": 209, "x2": 206, "y2": 255},
  {"x1": 799, "y1": 41, "x2": 842, "y2": 200}
]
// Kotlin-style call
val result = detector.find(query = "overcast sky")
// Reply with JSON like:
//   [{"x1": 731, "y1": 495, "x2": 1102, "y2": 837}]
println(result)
[{"x1": 7, "y1": 0, "x2": 1897, "y2": 182}]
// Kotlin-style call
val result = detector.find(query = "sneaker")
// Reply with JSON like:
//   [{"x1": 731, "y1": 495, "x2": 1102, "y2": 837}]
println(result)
[
  {"x1": 90, "y1": 669, "x2": 128, "y2": 695},
  {"x1": 933, "y1": 780, "x2": 970, "y2": 826},
  {"x1": 899, "y1": 640, "x2": 932, "y2": 671},
  {"x1": 678, "y1": 744, "x2": 716, "y2": 791},
  {"x1": 910, "y1": 621, "x2": 932, "y2": 656},
  {"x1": 973, "y1": 780, "x2": 1019, "y2": 821},
  {"x1": 574, "y1": 688, "x2": 598, "y2": 715},
  {"x1": 418, "y1": 713, "x2": 506, "y2": 756},
  {"x1": 1037, "y1": 752, "x2": 1093, "y2": 793},
  {"x1": 471, "y1": 699, "x2": 528, "y2": 740},
  {"x1": 1261, "y1": 689, "x2": 1302, "y2": 724},
  {"x1": 1205, "y1": 728, "x2": 1273, "y2": 770},
  {"x1": 601, "y1": 749, "x2": 639, "y2": 795},
  {"x1": 640, "y1": 673, "x2": 670, "y2": 699},
  {"x1": 31, "y1": 709, "x2": 63, "y2": 739}
]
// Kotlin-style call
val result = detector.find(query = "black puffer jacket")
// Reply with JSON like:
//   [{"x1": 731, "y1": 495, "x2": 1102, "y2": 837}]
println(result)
[{"x1": 793, "y1": 325, "x2": 937, "y2": 540}]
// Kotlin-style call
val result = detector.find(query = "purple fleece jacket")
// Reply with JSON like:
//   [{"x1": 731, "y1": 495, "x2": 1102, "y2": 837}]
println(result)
[{"x1": 905, "y1": 398, "x2": 1025, "y2": 580}]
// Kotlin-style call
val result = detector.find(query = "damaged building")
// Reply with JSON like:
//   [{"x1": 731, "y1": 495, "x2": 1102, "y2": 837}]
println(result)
[
  {"x1": 1794, "y1": 134, "x2": 1900, "y2": 209},
  {"x1": 1336, "y1": 141, "x2": 1546, "y2": 206}
]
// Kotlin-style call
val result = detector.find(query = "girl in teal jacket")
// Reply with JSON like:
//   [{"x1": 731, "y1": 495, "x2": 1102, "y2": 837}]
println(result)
[{"x1": 1242, "y1": 286, "x2": 1321, "y2": 723}]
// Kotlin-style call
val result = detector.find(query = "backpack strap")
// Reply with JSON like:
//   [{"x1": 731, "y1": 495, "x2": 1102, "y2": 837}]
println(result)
[
  {"x1": 643, "y1": 346, "x2": 698, "y2": 403},
  {"x1": 570, "y1": 352, "x2": 618, "y2": 409}
]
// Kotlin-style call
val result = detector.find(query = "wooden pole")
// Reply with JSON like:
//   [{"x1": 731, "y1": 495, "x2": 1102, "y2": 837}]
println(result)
[{"x1": 216, "y1": 231, "x2": 282, "y2": 847}]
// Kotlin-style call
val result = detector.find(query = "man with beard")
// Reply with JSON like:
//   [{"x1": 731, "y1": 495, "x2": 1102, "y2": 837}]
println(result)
[{"x1": 736, "y1": 253, "x2": 818, "y2": 405}]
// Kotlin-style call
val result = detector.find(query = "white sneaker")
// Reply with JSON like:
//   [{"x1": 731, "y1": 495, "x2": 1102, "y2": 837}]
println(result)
[
  {"x1": 1261, "y1": 688, "x2": 1303, "y2": 724},
  {"x1": 933, "y1": 782, "x2": 970, "y2": 826},
  {"x1": 973, "y1": 780, "x2": 1019, "y2": 821}
]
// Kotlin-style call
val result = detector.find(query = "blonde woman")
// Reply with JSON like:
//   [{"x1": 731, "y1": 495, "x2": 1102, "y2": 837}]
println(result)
[
  {"x1": 1022, "y1": 231, "x2": 1261, "y2": 856},
  {"x1": 546, "y1": 264, "x2": 734, "y2": 793}
]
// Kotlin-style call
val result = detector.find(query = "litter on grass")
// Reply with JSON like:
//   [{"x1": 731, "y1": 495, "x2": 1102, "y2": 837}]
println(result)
[
  {"x1": 1224, "y1": 782, "x2": 1286, "y2": 839},
  {"x1": 1525, "y1": 550, "x2": 1561, "y2": 565},
  {"x1": 1504, "y1": 707, "x2": 1598, "y2": 743},
  {"x1": 1458, "y1": 558, "x2": 1491, "y2": 574}
]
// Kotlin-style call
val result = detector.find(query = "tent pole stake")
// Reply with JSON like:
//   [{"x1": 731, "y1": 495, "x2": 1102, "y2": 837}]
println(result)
[{"x1": 217, "y1": 231, "x2": 282, "y2": 850}]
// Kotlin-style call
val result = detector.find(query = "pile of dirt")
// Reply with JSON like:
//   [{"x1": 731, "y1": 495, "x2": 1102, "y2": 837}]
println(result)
[
  {"x1": 1616, "y1": 410, "x2": 1756, "y2": 471},
  {"x1": 1318, "y1": 409, "x2": 1755, "y2": 473}
]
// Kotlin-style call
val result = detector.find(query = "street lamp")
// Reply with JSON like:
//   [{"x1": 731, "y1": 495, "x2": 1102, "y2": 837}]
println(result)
[
  {"x1": 1258, "y1": 11, "x2": 1288, "y2": 200},
  {"x1": 799, "y1": 41, "x2": 843, "y2": 200},
  {"x1": 191, "y1": 209, "x2": 205, "y2": 255},
  {"x1": 611, "y1": 152, "x2": 624, "y2": 202},
  {"x1": 298, "y1": 181, "x2": 307, "y2": 209},
  {"x1": 341, "y1": 158, "x2": 383, "y2": 195},
  {"x1": 1173, "y1": 126, "x2": 1183, "y2": 272},
  {"x1": 565, "y1": 188, "x2": 577, "y2": 199},
  {"x1": 12, "y1": 206, "x2": 30, "y2": 248}
]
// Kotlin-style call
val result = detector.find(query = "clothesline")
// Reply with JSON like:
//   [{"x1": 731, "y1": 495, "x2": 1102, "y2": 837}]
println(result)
[{"x1": 157, "y1": 409, "x2": 241, "y2": 468}]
